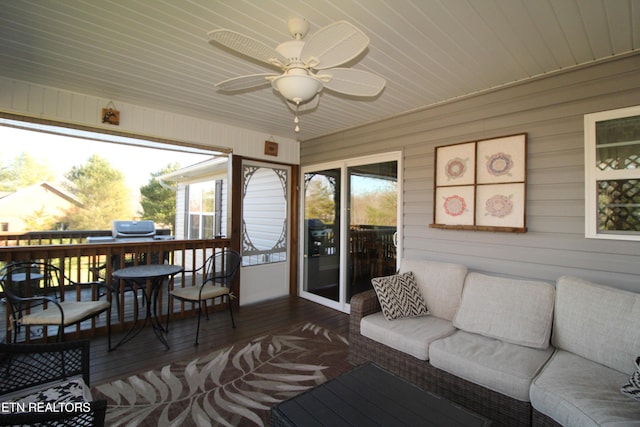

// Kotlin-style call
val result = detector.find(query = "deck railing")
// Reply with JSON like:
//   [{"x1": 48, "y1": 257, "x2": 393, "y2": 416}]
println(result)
[
  {"x1": 0, "y1": 238, "x2": 231, "y2": 343},
  {"x1": 0, "y1": 229, "x2": 171, "y2": 246}
]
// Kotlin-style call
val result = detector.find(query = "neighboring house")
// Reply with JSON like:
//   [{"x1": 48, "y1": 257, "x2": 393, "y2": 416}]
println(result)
[
  {"x1": 0, "y1": 182, "x2": 81, "y2": 232},
  {"x1": 158, "y1": 157, "x2": 229, "y2": 241},
  {"x1": 158, "y1": 157, "x2": 229, "y2": 270}
]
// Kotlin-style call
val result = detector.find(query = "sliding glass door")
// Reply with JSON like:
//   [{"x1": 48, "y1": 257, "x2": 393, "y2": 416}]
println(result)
[
  {"x1": 301, "y1": 153, "x2": 401, "y2": 312},
  {"x1": 347, "y1": 161, "x2": 398, "y2": 301},
  {"x1": 302, "y1": 168, "x2": 341, "y2": 302}
]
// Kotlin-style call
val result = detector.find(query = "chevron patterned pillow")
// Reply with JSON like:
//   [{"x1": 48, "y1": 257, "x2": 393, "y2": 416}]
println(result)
[
  {"x1": 621, "y1": 356, "x2": 640, "y2": 401},
  {"x1": 371, "y1": 271, "x2": 429, "y2": 321}
]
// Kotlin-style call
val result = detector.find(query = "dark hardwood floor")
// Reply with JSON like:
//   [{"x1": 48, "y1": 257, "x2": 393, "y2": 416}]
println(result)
[{"x1": 88, "y1": 296, "x2": 349, "y2": 384}]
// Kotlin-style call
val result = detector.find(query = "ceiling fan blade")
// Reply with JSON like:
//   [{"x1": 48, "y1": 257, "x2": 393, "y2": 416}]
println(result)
[
  {"x1": 215, "y1": 73, "x2": 278, "y2": 91},
  {"x1": 208, "y1": 29, "x2": 287, "y2": 68},
  {"x1": 301, "y1": 21, "x2": 369, "y2": 70},
  {"x1": 321, "y1": 68, "x2": 385, "y2": 97}
]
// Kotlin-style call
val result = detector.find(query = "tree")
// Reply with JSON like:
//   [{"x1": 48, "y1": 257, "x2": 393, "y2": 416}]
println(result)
[
  {"x1": 363, "y1": 187, "x2": 397, "y2": 226},
  {"x1": 305, "y1": 177, "x2": 336, "y2": 223},
  {"x1": 350, "y1": 181, "x2": 397, "y2": 226},
  {"x1": 0, "y1": 152, "x2": 55, "y2": 191},
  {"x1": 0, "y1": 155, "x2": 11, "y2": 191},
  {"x1": 23, "y1": 206, "x2": 59, "y2": 231},
  {"x1": 61, "y1": 155, "x2": 133, "y2": 229},
  {"x1": 139, "y1": 164, "x2": 179, "y2": 230}
]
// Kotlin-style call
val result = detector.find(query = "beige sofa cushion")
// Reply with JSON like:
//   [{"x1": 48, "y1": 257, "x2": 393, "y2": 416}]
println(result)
[
  {"x1": 430, "y1": 330, "x2": 554, "y2": 401},
  {"x1": 361, "y1": 312, "x2": 456, "y2": 360},
  {"x1": 530, "y1": 350, "x2": 640, "y2": 427},
  {"x1": 398, "y1": 259, "x2": 467, "y2": 321},
  {"x1": 553, "y1": 275, "x2": 640, "y2": 375},
  {"x1": 453, "y1": 272, "x2": 555, "y2": 349}
]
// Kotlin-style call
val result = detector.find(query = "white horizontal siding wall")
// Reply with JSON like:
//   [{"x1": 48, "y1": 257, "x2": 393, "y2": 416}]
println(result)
[
  {"x1": 301, "y1": 54, "x2": 640, "y2": 292},
  {"x1": 0, "y1": 76, "x2": 299, "y2": 163}
]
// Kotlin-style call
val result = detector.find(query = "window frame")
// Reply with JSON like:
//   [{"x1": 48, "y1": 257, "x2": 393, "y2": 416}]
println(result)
[
  {"x1": 185, "y1": 179, "x2": 221, "y2": 239},
  {"x1": 584, "y1": 105, "x2": 640, "y2": 241}
]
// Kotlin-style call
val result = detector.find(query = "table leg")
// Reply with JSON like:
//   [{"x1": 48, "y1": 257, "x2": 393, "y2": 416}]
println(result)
[
  {"x1": 148, "y1": 277, "x2": 170, "y2": 350},
  {"x1": 110, "y1": 279, "x2": 148, "y2": 350},
  {"x1": 109, "y1": 273, "x2": 174, "y2": 351}
]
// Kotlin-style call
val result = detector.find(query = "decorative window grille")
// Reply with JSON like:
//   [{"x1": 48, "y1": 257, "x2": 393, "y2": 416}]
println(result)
[
  {"x1": 585, "y1": 106, "x2": 640, "y2": 240},
  {"x1": 241, "y1": 164, "x2": 288, "y2": 266}
]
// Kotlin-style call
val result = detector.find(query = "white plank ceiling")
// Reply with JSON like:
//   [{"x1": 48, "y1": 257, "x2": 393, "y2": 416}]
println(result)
[{"x1": 0, "y1": 0, "x2": 638, "y2": 141}]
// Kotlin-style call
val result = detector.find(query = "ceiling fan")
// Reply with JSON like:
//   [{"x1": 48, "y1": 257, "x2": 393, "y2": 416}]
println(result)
[{"x1": 208, "y1": 17, "x2": 386, "y2": 133}]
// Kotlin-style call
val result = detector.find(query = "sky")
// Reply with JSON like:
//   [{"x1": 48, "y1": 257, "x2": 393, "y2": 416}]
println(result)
[{"x1": 0, "y1": 125, "x2": 215, "y2": 190}]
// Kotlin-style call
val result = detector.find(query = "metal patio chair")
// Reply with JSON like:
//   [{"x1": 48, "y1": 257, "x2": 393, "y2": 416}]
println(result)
[
  {"x1": 169, "y1": 248, "x2": 241, "y2": 345},
  {"x1": 0, "y1": 339, "x2": 106, "y2": 426},
  {"x1": 0, "y1": 261, "x2": 111, "y2": 347}
]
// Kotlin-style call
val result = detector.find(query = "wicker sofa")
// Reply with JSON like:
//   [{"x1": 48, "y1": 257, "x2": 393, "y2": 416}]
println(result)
[
  {"x1": 349, "y1": 259, "x2": 640, "y2": 427},
  {"x1": 0, "y1": 340, "x2": 106, "y2": 427}
]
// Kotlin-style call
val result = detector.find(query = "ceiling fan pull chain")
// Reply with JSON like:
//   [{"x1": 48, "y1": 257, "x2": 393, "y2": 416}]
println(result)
[{"x1": 294, "y1": 102, "x2": 301, "y2": 132}]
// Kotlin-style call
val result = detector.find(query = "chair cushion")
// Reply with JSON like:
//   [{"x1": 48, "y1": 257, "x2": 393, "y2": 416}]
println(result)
[
  {"x1": 553, "y1": 275, "x2": 640, "y2": 374},
  {"x1": 398, "y1": 259, "x2": 467, "y2": 321},
  {"x1": 530, "y1": 350, "x2": 640, "y2": 427},
  {"x1": 429, "y1": 330, "x2": 554, "y2": 401},
  {"x1": 361, "y1": 312, "x2": 456, "y2": 360},
  {"x1": 453, "y1": 272, "x2": 555, "y2": 349},
  {"x1": 171, "y1": 283, "x2": 229, "y2": 302},
  {"x1": 20, "y1": 301, "x2": 110, "y2": 326},
  {"x1": 370, "y1": 271, "x2": 428, "y2": 320}
]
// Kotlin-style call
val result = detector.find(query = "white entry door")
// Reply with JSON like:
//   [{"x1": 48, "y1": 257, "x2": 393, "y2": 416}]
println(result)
[{"x1": 239, "y1": 160, "x2": 291, "y2": 305}]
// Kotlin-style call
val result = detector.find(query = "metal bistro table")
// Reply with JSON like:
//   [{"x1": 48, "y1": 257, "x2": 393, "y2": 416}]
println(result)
[{"x1": 111, "y1": 264, "x2": 183, "y2": 350}]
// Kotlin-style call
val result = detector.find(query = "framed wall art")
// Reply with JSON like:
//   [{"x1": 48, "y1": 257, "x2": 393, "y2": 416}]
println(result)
[
  {"x1": 430, "y1": 133, "x2": 527, "y2": 233},
  {"x1": 264, "y1": 140, "x2": 279, "y2": 156}
]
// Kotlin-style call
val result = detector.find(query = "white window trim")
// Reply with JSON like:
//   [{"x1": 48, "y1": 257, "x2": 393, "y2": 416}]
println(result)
[
  {"x1": 186, "y1": 180, "x2": 218, "y2": 239},
  {"x1": 584, "y1": 105, "x2": 640, "y2": 241}
]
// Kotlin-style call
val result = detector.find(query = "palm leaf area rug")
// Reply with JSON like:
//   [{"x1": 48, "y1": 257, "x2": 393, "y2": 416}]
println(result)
[{"x1": 92, "y1": 322, "x2": 351, "y2": 427}]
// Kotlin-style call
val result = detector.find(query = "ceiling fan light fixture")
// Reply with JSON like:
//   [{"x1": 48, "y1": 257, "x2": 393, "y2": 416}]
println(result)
[
  {"x1": 271, "y1": 74, "x2": 322, "y2": 104},
  {"x1": 209, "y1": 18, "x2": 385, "y2": 134}
]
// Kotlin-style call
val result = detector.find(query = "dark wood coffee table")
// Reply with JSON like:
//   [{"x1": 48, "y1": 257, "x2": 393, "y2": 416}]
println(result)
[{"x1": 271, "y1": 363, "x2": 491, "y2": 426}]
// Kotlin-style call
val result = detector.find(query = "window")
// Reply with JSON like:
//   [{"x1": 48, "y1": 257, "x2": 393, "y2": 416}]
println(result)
[
  {"x1": 585, "y1": 106, "x2": 640, "y2": 240},
  {"x1": 187, "y1": 180, "x2": 222, "y2": 239}
]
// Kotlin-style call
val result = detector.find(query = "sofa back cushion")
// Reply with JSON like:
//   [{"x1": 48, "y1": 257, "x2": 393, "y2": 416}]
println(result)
[
  {"x1": 398, "y1": 259, "x2": 467, "y2": 321},
  {"x1": 453, "y1": 272, "x2": 555, "y2": 349},
  {"x1": 553, "y1": 275, "x2": 640, "y2": 374}
]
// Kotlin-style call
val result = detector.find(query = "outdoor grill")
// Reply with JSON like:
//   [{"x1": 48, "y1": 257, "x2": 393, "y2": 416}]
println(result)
[
  {"x1": 85, "y1": 221, "x2": 173, "y2": 319},
  {"x1": 87, "y1": 220, "x2": 173, "y2": 243},
  {"x1": 112, "y1": 220, "x2": 156, "y2": 242}
]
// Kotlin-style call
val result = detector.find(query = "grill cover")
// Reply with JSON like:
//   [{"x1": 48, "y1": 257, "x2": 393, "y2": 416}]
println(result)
[{"x1": 112, "y1": 220, "x2": 156, "y2": 238}]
